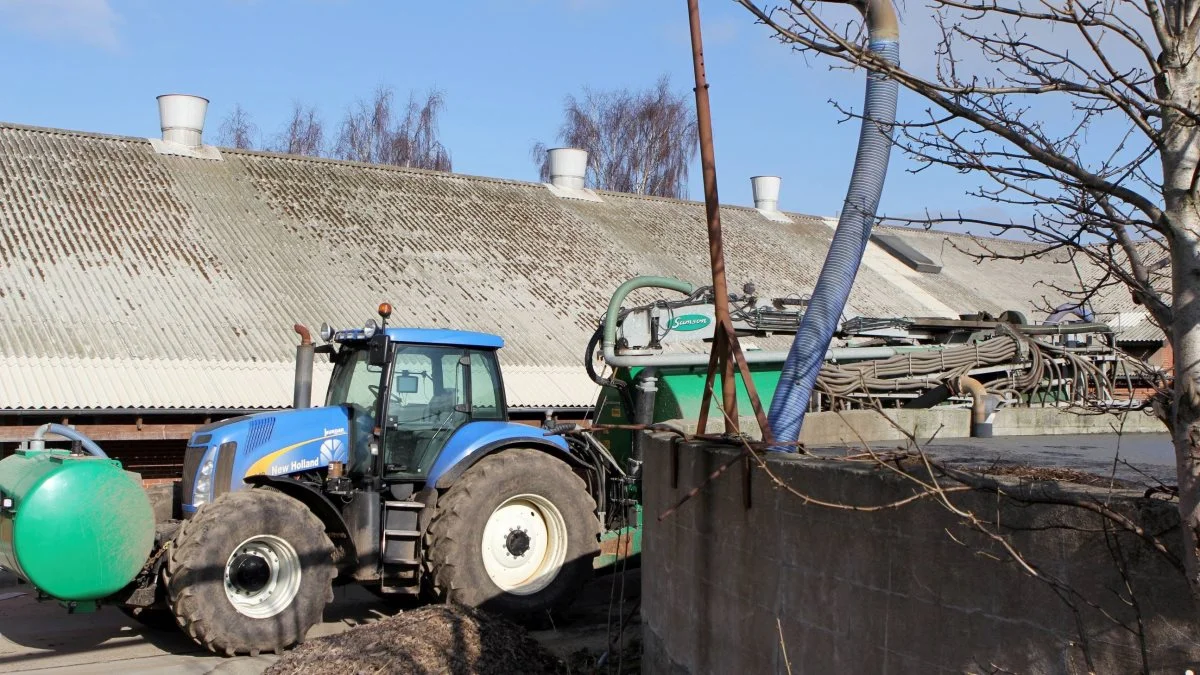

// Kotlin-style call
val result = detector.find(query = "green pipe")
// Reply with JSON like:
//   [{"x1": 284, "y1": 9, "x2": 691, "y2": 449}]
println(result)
[{"x1": 603, "y1": 276, "x2": 697, "y2": 351}]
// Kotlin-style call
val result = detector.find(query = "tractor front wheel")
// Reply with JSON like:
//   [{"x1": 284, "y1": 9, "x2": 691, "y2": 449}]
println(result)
[
  {"x1": 165, "y1": 490, "x2": 334, "y2": 656},
  {"x1": 424, "y1": 448, "x2": 600, "y2": 618}
]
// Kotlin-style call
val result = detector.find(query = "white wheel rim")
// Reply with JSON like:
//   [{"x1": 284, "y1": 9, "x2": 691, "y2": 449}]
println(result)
[
  {"x1": 223, "y1": 535, "x2": 302, "y2": 619},
  {"x1": 481, "y1": 494, "x2": 568, "y2": 595}
]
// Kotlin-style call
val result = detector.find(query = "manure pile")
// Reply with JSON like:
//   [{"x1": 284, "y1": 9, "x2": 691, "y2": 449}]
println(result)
[{"x1": 265, "y1": 603, "x2": 565, "y2": 675}]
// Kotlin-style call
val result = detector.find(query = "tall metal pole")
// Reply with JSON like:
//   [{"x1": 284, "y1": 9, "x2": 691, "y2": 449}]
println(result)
[{"x1": 686, "y1": 0, "x2": 738, "y2": 433}]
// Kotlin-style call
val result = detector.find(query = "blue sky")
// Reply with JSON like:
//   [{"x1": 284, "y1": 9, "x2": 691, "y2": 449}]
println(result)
[{"x1": 0, "y1": 0, "x2": 997, "y2": 220}]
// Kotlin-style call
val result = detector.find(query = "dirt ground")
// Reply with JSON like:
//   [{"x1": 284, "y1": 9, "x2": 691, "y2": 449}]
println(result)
[{"x1": 0, "y1": 568, "x2": 641, "y2": 674}]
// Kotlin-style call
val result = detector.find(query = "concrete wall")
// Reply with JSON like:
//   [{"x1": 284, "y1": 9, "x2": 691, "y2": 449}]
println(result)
[
  {"x1": 642, "y1": 435, "x2": 1199, "y2": 674},
  {"x1": 680, "y1": 407, "x2": 1167, "y2": 445}
]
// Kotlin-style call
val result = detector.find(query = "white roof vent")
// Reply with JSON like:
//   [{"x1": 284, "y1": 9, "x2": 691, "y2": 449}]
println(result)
[
  {"x1": 751, "y1": 175, "x2": 790, "y2": 223},
  {"x1": 149, "y1": 94, "x2": 221, "y2": 161},
  {"x1": 544, "y1": 148, "x2": 601, "y2": 202}
]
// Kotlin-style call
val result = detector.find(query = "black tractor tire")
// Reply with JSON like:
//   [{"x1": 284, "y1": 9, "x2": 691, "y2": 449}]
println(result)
[
  {"x1": 165, "y1": 489, "x2": 335, "y2": 656},
  {"x1": 424, "y1": 448, "x2": 600, "y2": 619}
]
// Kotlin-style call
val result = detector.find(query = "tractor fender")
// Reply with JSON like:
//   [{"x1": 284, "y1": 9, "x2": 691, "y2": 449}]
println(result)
[
  {"x1": 242, "y1": 475, "x2": 355, "y2": 561},
  {"x1": 430, "y1": 424, "x2": 584, "y2": 489}
]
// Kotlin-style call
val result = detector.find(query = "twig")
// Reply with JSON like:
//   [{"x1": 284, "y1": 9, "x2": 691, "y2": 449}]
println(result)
[{"x1": 777, "y1": 617, "x2": 793, "y2": 675}]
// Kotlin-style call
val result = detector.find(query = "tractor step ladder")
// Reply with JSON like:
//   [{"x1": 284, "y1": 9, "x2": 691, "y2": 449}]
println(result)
[{"x1": 380, "y1": 500, "x2": 424, "y2": 593}]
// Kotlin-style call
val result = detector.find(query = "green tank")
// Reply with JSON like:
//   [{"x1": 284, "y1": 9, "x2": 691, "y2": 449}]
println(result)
[
  {"x1": 594, "y1": 363, "x2": 783, "y2": 464},
  {"x1": 0, "y1": 448, "x2": 154, "y2": 601}
]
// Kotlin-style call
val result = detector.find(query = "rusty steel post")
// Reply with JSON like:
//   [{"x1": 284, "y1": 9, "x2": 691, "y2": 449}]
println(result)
[
  {"x1": 686, "y1": 0, "x2": 738, "y2": 433},
  {"x1": 695, "y1": 329, "x2": 723, "y2": 436}
]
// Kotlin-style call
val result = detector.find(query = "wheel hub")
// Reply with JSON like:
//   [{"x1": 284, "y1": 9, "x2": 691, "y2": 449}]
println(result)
[
  {"x1": 480, "y1": 494, "x2": 569, "y2": 596},
  {"x1": 223, "y1": 535, "x2": 303, "y2": 619},
  {"x1": 229, "y1": 553, "x2": 271, "y2": 593},
  {"x1": 505, "y1": 529, "x2": 531, "y2": 558}
]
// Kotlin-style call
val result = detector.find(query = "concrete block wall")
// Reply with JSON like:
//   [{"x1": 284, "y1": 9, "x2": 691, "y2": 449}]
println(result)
[
  {"x1": 642, "y1": 435, "x2": 1199, "y2": 674},
  {"x1": 680, "y1": 407, "x2": 1167, "y2": 445}
]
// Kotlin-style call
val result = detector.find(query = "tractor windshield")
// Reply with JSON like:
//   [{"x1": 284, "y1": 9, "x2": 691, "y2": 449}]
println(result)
[
  {"x1": 381, "y1": 345, "x2": 504, "y2": 478},
  {"x1": 325, "y1": 345, "x2": 385, "y2": 414},
  {"x1": 324, "y1": 341, "x2": 505, "y2": 479}
]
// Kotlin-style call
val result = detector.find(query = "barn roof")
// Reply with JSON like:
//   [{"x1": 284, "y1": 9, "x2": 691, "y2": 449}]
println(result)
[{"x1": 0, "y1": 121, "x2": 1158, "y2": 411}]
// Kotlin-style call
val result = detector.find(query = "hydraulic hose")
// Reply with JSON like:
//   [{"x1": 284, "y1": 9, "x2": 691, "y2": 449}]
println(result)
[
  {"x1": 767, "y1": 0, "x2": 900, "y2": 450},
  {"x1": 30, "y1": 423, "x2": 108, "y2": 458}
]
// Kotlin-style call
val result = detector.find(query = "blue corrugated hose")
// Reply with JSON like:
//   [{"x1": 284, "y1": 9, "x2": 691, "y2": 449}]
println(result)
[{"x1": 768, "y1": 39, "x2": 900, "y2": 450}]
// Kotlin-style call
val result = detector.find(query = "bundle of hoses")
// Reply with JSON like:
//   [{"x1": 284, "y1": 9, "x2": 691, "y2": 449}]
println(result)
[
  {"x1": 815, "y1": 329, "x2": 1129, "y2": 407},
  {"x1": 816, "y1": 336, "x2": 1019, "y2": 397},
  {"x1": 988, "y1": 329, "x2": 1130, "y2": 407}
]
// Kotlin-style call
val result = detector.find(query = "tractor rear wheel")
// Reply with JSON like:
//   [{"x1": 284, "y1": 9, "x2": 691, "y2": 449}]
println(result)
[
  {"x1": 424, "y1": 448, "x2": 600, "y2": 618},
  {"x1": 165, "y1": 489, "x2": 334, "y2": 656}
]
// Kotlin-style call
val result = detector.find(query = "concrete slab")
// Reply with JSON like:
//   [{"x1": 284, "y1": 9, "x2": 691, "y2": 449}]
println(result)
[
  {"x1": 0, "y1": 584, "x2": 389, "y2": 674},
  {"x1": 928, "y1": 432, "x2": 1173, "y2": 483},
  {"x1": 813, "y1": 432, "x2": 1176, "y2": 484}
]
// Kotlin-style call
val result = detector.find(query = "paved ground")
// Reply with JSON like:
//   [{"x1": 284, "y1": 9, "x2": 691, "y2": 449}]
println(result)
[
  {"x1": 817, "y1": 432, "x2": 1177, "y2": 485},
  {"x1": 0, "y1": 570, "x2": 640, "y2": 674}
]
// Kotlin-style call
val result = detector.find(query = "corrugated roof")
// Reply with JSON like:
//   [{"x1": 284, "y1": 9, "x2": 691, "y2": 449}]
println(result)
[
  {"x1": 0, "y1": 121, "x2": 1161, "y2": 411},
  {"x1": 0, "y1": 356, "x2": 596, "y2": 410},
  {"x1": 0, "y1": 356, "x2": 330, "y2": 410}
]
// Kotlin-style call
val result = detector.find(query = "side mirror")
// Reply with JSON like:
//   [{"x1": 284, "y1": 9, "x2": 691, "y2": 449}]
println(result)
[{"x1": 368, "y1": 334, "x2": 390, "y2": 367}]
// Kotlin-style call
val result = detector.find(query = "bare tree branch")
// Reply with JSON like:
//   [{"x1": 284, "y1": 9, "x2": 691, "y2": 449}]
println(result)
[
  {"x1": 271, "y1": 102, "x2": 324, "y2": 157},
  {"x1": 334, "y1": 87, "x2": 452, "y2": 171},
  {"x1": 533, "y1": 76, "x2": 697, "y2": 198},
  {"x1": 217, "y1": 104, "x2": 256, "y2": 150}
]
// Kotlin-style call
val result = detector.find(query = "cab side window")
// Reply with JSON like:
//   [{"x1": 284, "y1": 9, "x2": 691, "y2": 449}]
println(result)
[{"x1": 470, "y1": 352, "x2": 503, "y2": 420}]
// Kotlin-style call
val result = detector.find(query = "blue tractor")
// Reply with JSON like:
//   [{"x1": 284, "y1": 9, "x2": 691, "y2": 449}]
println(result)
[{"x1": 120, "y1": 305, "x2": 627, "y2": 655}]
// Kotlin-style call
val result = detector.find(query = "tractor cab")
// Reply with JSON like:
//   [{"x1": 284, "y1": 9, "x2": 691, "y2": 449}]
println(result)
[{"x1": 321, "y1": 314, "x2": 509, "y2": 481}]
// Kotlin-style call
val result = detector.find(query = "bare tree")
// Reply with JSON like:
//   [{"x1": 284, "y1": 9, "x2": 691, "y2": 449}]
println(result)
[
  {"x1": 271, "y1": 102, "x2": 324, "y2": 157},
  {"x1": 533, "y1": 76, "x2": 698, "y2": 198},
  {"x1": 736, "y1": 0, "x2": 1200, "y2": 601},
  {"x1": 333, "y1": 87, "x2": 452, "y2": 171},
  {"x1": 217, "y1": 104, "x2": 256, "y2": 150}
]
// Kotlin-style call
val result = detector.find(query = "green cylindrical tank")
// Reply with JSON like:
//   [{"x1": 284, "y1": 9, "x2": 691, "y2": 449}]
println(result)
[
  {"x1": 0, "y1": 448, "x2": 154, "y2": 601},
  {"x1": 594, "y1": 364, "x2": 783, "y2": 464}
]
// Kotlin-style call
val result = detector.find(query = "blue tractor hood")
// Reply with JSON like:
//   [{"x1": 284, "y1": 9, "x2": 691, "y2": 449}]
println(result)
[{"x1": 195, "y1": 406, "x2": 358, "y2": 481}]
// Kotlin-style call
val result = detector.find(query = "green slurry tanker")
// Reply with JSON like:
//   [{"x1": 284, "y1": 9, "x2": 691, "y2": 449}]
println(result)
[{"x1": 0, "y1": 443, "x2": 154, "y2": 608}]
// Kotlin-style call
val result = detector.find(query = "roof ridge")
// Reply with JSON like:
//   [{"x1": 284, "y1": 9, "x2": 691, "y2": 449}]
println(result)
[
  {"x1": 0, "y1": 120, "x2": 154, "y2": 145},
  {"x1": 2, "y1": 120, "x2": 1054, "y2": 244},
  {"x1": 0, "y1": 120, "x2": 826, "y2": 219},
  {"x1": 594, "y1": 187, "x2": 827, "y2": 220}
]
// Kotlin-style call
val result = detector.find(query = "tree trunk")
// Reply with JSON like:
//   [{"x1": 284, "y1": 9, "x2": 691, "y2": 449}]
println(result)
[
  {"x1": 1171, "y1": 226, "x2": 1200, "y2": 602},
  {"x1": 1159, "y1": 20, "x2": 1200, "y2": 601}
]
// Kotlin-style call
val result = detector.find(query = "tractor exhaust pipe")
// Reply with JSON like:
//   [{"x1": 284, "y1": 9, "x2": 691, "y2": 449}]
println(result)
[{"x1": 293, "y1": 324, "x2": 314, "y2": 410}]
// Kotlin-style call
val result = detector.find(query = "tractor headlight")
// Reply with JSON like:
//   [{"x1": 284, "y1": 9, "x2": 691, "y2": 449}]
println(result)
[
  {"x1": 363, "y1": 319, "x2": 378, "y2": 338},
  {"x1": 192, "y1": 456, "x2": 216, "y2": 507},
  {"x1": 319, "y1": 322, "x2": 334, "y2": 342}
]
